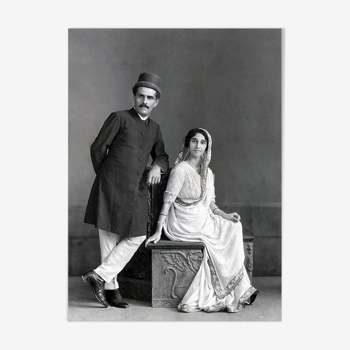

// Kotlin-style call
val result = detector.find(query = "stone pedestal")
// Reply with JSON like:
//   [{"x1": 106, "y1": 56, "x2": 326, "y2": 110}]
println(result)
[
  {"x1": 148, "y1": 241, "x2": 204, "y2": 307},
  {"x1": 148, "y1": 237, "x2": 254, "y2": 308}
]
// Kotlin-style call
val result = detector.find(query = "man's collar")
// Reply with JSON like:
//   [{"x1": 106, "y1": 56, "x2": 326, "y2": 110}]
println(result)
[
  {"x1": 138, "y1": 114, "x2": 148, "y2": 121},
  {"x1": 132, "y1": 107, "x2": 148, "y2": 121}
]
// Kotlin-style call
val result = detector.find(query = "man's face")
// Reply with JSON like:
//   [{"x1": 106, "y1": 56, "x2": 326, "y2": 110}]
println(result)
[{"x1": 133, "y1": 86, "x2": 159, "y2": 117}]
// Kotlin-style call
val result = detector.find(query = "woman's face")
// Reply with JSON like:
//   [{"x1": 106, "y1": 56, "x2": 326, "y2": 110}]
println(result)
[{"x1": 189, "y1": 133, "x2": 207, "y2": 158}]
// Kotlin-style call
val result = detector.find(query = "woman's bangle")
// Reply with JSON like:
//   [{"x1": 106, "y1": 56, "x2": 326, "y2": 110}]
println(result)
[
  {"x1": 159, "y1": 214, "x2": 167, "y2": 216},
  {"x1": 213, "y1": 208, "x2": 219, "y2": 214}
]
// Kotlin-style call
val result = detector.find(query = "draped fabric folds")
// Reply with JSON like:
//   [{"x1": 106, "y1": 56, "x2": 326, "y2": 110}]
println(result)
[{"x1": 162, "y1": 129, "x2": 257, "y2": 312}]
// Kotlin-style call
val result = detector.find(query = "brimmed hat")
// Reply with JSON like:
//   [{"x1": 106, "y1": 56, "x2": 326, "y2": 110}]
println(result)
[{"x1": 133, "y1": 72, "x2": 162, "y2": 96}]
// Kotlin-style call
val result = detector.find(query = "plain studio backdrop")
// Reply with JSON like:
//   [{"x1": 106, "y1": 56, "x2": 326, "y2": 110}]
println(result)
[{"x1": 68, "y1": 29, "x2": 281, "y2": 277}]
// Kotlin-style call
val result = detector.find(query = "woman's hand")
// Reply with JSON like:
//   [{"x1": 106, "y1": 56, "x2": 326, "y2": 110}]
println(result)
[
  {"x1": 146, "y1": 203, "x2": 171, "y2": 246},
  {"x1": 225, "y1": 212, "x2": 241, "y2": 222},
  {"x1": 145, "y1": 230, "x2": 162, "y2": 246}
]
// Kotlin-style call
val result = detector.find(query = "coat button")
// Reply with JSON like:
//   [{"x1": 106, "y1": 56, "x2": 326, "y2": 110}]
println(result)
[
  {"x1": 139, "y1": 158, "x2": 142, "y2": 162},
  {"x1": 140, "y1": 145, "x2": 143, "y2": 149},
  {"x1": 141, "y1": 132, "x2": 145, "y2": 136}
]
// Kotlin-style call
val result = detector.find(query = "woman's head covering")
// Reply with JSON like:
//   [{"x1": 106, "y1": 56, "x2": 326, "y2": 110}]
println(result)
[
  {"x1": 174, "y1": 128, "x2": 212, "y2": 167},
  {"x1": 173, "y1": 128, "x2": 212, "y2": 204}
]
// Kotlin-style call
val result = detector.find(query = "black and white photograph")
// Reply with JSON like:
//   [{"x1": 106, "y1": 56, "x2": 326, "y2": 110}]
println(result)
[{"x1": 68, "y1": 28, "x2": 281, "y2": 321}]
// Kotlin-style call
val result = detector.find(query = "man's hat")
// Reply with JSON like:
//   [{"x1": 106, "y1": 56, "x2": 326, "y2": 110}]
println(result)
[{"x1": 133, "y1": 72, "x2": 162, "y2": 96}]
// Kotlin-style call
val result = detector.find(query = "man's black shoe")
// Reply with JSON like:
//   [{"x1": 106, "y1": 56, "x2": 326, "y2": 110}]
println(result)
[
  {"x1": 105, "y1": 289, "x2": 129, "y2": 308},
  {"x1": 82, "y1": 271, "x2": 108, "y2": 308}
]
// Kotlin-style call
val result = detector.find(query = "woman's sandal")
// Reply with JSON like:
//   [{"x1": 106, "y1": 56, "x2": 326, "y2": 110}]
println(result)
[
  {"x1": 227, "y1": 304, "x2": 245, "y2": 313},
  {"x1": 249, "y1": 289, "x2": 260, "y2": 305}
]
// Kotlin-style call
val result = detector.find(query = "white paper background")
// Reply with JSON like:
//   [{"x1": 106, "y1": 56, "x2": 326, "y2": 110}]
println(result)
[{"x1": 2, "y1": 1, "x2": 349, "y2": 349}]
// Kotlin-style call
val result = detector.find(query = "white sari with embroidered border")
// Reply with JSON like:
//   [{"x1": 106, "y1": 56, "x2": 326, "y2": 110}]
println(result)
[{"x1": 162, "y1": 161, "x2": 256, "y2": 312}]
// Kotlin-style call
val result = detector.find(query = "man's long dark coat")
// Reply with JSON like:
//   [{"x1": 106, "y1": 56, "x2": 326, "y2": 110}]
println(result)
[{"x1": 84, "y1": 108, "x2": 169, "y2": 238}]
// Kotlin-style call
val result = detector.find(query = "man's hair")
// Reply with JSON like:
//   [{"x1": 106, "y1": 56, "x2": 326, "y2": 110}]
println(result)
[
  {"x1": 184, "y1": 128, "x2": 209, "y2": 151},
  {"x1": 132, "y1": 86, "x2": 160, "y2": 99}
]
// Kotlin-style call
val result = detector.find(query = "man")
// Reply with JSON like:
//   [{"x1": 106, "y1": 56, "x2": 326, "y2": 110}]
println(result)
[{"x1": 82, "y1": 72, "x2": 169, "y2": 308}]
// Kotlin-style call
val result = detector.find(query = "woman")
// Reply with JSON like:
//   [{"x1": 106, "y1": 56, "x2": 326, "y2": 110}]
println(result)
[{"x1": 145, "y1": 128, "x2": 259, "y2": 313}]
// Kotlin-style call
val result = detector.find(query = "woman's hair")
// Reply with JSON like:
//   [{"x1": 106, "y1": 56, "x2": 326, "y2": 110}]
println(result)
[{"x1": 184, "y1": 128, "x2": 209, "y2": 151}]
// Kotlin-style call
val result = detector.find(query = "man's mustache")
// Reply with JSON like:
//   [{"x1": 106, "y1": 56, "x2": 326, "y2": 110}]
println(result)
[{"x1": 139, "y1": 103, "x2": 149, "y2": 109}]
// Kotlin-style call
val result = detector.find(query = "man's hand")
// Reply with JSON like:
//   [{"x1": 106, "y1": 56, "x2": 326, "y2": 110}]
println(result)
[{"x1": 147, "y1": 165, "x2": 161, "y2": 185}]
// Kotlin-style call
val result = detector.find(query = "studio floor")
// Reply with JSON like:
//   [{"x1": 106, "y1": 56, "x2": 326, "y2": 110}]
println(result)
[{"x1": 68, "y1": 276, "x2": 281, "y2": 322}]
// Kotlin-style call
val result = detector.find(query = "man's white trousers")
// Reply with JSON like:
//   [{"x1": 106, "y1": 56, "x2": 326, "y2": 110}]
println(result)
[{"x1": 94, "y1": 229, "x2": 146, "y2": 290}]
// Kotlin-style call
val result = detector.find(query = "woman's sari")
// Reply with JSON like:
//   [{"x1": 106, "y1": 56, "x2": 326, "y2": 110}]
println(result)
[{"x1": 162, "y1": 129, "x2": 257, "y2": 312}]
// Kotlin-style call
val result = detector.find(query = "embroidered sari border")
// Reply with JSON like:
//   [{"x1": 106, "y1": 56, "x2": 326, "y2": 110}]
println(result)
[{"x1": 207, "y1": 257, "x2": 244, "y2": 299}]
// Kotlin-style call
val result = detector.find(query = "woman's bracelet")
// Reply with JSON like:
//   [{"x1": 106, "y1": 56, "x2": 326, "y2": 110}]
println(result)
[{"x1": 159, "y1": 214, "x2": 167, "y2": 216}]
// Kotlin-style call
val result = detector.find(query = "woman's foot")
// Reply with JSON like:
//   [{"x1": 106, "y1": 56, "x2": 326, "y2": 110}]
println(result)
[
  {"x1": 227, "y1": 303, "x2": 245, "y2": 313},
  {"x1": 249, "y1": 289, "x2": 260, "y2": 305}
]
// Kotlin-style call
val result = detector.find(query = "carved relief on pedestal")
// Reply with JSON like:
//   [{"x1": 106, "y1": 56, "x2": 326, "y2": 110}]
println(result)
[
  {"x1": 160, "y1": 250, "x2": 203, "y2": 299},
  {"x1": 244, "y1": 241, "x2": 254, "y2": 280}
]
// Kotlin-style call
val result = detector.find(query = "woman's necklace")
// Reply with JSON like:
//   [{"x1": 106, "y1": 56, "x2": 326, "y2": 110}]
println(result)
[{"x1": 186, "y1": 160, "x2": 201, "y2": 173}]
